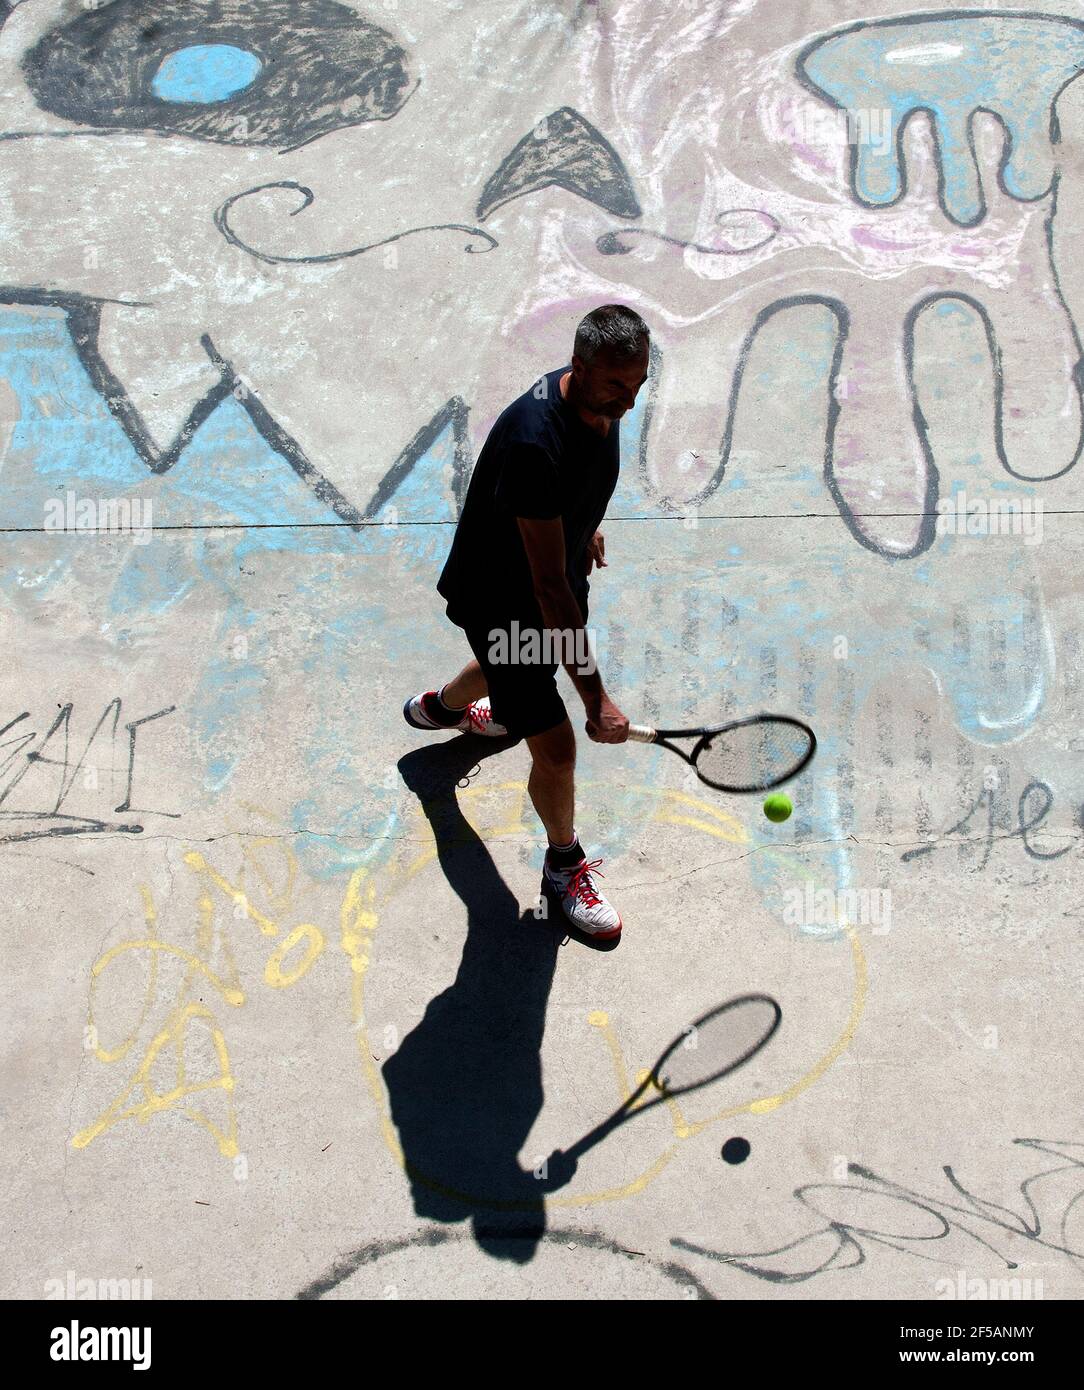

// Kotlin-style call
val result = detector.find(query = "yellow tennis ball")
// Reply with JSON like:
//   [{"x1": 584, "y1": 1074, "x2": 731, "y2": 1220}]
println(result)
[{"x1": 763, "y1": 793, "x2": 793, "y2": 823}]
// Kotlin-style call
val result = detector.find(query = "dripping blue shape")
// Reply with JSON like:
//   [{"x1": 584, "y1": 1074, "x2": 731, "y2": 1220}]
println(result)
[{"x1": 798, "y1": 12, "x2": 1084, "y2": 226}]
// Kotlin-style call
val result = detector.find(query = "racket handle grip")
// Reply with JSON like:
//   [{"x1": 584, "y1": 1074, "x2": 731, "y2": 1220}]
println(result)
[{"x1": 627, "y1": 723, "x2": 657, "y2": 744}]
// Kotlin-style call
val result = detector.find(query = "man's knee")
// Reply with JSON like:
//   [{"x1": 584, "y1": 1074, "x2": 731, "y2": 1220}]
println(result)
[{"x1": 527, "y1": 719, "x2": 576, "y2": 774}]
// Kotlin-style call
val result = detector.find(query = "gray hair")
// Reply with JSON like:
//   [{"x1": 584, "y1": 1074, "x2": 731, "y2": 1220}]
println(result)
[{"x1": 574, "y1": 304, "x2": 650, "y2": 364}]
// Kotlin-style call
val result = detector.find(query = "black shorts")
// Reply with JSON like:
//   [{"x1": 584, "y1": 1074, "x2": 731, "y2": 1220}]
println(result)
[{"x1": 461, "y1": 616, "x2": 570, "y2": 741}]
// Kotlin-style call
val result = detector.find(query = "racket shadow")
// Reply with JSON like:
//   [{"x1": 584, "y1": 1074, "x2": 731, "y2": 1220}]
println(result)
[
  {"x1": 546, "y1": 993, "x2": 783, "y2": 1189},
  {"x1": 386, "y1": 739, "x2": 559, "y2": 1263}
]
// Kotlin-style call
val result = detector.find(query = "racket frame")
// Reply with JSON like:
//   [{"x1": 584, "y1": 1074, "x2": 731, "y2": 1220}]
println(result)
[{"x1": 629, "y1": 712, "x2": 817, "y2": 792}]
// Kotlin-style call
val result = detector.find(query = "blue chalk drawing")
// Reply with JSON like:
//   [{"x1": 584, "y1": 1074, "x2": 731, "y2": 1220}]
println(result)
[
  {"x1": 798, "y1": 11, "x2": 1084, "y2": 226},
  {"x1": 0, "y1": 308, "x2": 433, "y2": 879},
  {"x1": 151, "y1": 44, "x2": 262, "y2": 104}
]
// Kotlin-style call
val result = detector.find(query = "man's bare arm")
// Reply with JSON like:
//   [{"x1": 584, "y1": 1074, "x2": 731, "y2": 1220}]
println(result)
[{"x1": 516, "y1": 516, "x2": 628, "y2": 741}]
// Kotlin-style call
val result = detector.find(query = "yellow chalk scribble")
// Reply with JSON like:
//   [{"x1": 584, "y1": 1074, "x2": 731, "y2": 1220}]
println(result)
[{"x1": 74, "y1": 833, "x2": 325, "y2": 1156}]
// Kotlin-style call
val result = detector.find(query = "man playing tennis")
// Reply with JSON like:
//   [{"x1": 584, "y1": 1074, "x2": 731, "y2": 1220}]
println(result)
[{"x1": 404, "y1": 304, "x2": 650, "y2": 941}]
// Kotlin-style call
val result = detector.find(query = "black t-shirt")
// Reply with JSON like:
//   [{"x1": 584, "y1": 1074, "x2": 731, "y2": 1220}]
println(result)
[{"x1": 437, "y1": 364, "x2": 620, "y2": 627}]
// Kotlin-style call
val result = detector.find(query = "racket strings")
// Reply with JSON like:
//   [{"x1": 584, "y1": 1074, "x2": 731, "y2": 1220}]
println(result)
[{"x1": 694, "y1": 719, "x2": 813, "y2": 792}]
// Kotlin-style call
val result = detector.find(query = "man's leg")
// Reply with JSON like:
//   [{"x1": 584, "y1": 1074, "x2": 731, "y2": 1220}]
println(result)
[
  {"x1": 403, "y1": 646, "x2": 504, "y2": 735},
  {"x1": 525, "y1": 718, "x2": 576, "y2": 844},
  {"x1": 441, "y1": 659, "x2": 488, "y2": 709},
  {"x1": 446, "y1": 633, "x2": 620, "y2": 939},
  {"x1": 529, "y1": 717, "x2": 622, "y2": 939}
]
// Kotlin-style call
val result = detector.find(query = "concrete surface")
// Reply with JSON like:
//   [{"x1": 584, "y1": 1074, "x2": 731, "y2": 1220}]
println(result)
[{"x1": 1, "y1": 0, "x2": 1082, "y2": 1300}]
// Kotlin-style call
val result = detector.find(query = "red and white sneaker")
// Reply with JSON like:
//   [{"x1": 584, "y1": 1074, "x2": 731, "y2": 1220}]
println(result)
[
  {"x1": 403, "y1": 690, "x2": 509, "y2": 738},
  {"x1": 541, "y1": 854, "x2": 622, "y2": 939}
]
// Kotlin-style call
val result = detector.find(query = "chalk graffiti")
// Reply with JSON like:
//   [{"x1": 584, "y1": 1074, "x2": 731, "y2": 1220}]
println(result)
[
  {"x1": 798, "y1": 12, "x2": 1084, "y2": 226},
  {"x1": 0, "y1": 696, "x2": 175, "y2": 843},
  {"x1": 72, "y1": 837, "x2": 326, "y2": 1154},
  {"x1": 903, "y1": 776, "x2": 1076, "y2": 869},
  {"x1": 214, "y1": 180, "x2": 498, "y2": 268},
  {"x1": 296, "y1": 1224, "x2": 715, "y2": 1301},
  {"x1": 1, "y1": 4, "x2": 1080, "y2": 553},
  {"x1": 673, "y1": 1137, "x2": 1084, "y2": 1285},
  {"x1": 22, "y1": 0, "x2": 415, "y2": 150}
]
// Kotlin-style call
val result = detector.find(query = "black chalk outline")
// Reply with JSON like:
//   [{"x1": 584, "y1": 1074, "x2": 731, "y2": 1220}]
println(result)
[
  {"x1": 0, "y1": 287, "x2": 235, "y2": 476},
  {"x1": 0, "y1": 696, "x2": 176, "y2": 842},
  {"x1": 476, "y1": 106, "x2": 642, "y2": 222},
  {"x1": 0, "y1": 286, "x2": 476, "y2": 528},
  {"x1": 295, "y1": 1223, "x2": 715, "y2": 1300},
  {"x1": 18, "y1": 0, "x2": 418, "y2": 153},
  {"x1": 672, "y1": 1137, "x2": 1084, "y2": 1284},
  {"x1": 670, "y1": 274, "x2": 1081, "y2": 559},
  {"x1": 597, "y1": 209, "x2": 782, "y2": 258},
  {"x1": 795, "y1": 8, "x2": 1084, "y2": 229},
  {"x1": 214, "y1": 180, "x2": 497, "y2": 267}
]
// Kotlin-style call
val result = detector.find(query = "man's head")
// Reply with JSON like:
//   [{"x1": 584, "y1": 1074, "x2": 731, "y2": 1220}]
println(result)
[{"x1": 570, "y1": 305, "x2": 650, "y2": 420}]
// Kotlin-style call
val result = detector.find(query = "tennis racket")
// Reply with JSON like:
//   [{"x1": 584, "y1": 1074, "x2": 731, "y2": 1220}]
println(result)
[
  {"x1": 550, "y1": 994, "x2": 781, "y2": 1172},
  {"x1": 627, "y1": 712, "x2": 815, "y2": 792}
]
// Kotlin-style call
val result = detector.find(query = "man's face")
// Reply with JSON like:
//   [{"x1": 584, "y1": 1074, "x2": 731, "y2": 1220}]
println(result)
[{"x1": 572, "y1": 347, "x2": 650, "y2": 421}]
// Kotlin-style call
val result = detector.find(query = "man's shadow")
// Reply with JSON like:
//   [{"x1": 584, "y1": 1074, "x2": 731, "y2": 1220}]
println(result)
[{"x1": 383, "y1": 736, "x2": 563, "y2": 1263}]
